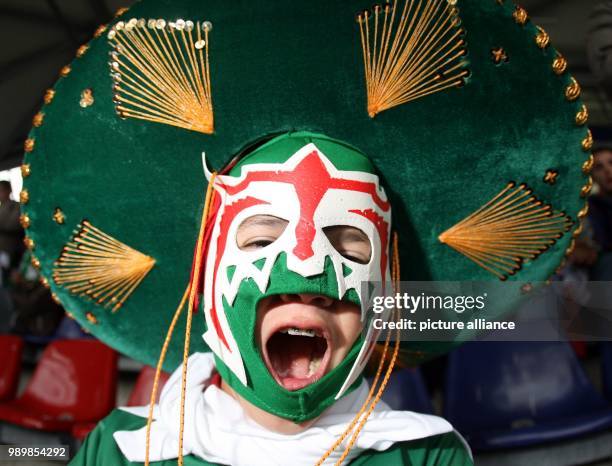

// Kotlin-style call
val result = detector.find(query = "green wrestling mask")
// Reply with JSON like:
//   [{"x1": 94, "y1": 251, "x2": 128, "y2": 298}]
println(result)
[{"x1": 201, "y1": 132, "x2": 392, "y2": 421}]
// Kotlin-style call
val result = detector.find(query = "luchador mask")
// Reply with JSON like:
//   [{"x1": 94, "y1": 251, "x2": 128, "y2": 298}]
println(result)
[{"x1": 201, "y1": 132, "x2": 392, "y2": 421}]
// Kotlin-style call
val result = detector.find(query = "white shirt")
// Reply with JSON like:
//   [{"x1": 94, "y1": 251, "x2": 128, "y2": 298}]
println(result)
[{"x1": 114, "y1": 353, "x2": 458, "y2": 466}]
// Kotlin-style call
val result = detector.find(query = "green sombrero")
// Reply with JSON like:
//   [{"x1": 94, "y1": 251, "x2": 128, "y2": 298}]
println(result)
[{"x1": 21, "y1": 0, "x2": 592, "y2": 370}]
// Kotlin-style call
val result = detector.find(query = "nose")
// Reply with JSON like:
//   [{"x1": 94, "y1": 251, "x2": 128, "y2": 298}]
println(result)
[{"x1": 279, "y1": 293, "x2": 334, "y2": 307}]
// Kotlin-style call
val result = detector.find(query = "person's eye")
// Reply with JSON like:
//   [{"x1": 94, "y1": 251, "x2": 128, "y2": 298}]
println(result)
[
  {"x1": 241, "y1": 238, "x2": 276, "y2": 250},
  {"x1": 323, "y1": 225, "x2": 372, "y2": 265},
  {"x1": 337, "y1": 249, "x2": 369, "y2": 264},
  {"x1": 236, "y1": 215, "x2": 289, "y2": 252}
]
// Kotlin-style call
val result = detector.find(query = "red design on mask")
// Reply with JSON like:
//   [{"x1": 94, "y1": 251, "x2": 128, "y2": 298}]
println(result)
[
  {"x1": 223, "y1": 151, "x2": 390, "y2": 260},
  {"x1": 208, "y1": 195, "x2": 269, "y2": 350}
]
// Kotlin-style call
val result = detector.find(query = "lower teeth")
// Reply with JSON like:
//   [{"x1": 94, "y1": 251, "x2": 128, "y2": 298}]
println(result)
[{"x1": 308, "y1": 356, "x2": 322, "y2": 377}]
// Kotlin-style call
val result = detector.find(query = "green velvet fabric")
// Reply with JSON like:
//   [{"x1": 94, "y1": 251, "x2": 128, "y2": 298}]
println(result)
[
  {"x1": 70, "y1": 408, "x2": 473, "y2": 465},
  {"x1": 23, "y1": 0, "x2": 589, "y2": 371}
]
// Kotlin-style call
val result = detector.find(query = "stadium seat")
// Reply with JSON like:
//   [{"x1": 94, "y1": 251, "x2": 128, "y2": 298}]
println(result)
[
  {"x1": 72, "y1": 365, "x2": 170, "y2": 441},
  {"x1": 126, "y1": 365, "x2": 171, "y2": 407},
  {"x1": 602, "y1": 342, "x2": 612, "y2": 402},
  {"x1": 54, "y1": 317, "x2": 92, "y2": 339},
  {"x1": 71, "y1": 421, "x2": 97, "y2": 441},
  {"x1": 0, "y1": 339, "x2": 117, "y2": 432},
  {"x1": 445, "y1": 341, "x2": 612, "y2": 451},
  {"x1": 0, "y1": 335, "x2": 23, "y2": 401},
  {"x1": 23, "y1": 316, "x2": 91, "y2": 345},
  {"x1": 369, "y1": 367, "x2": 434, "y2": 414}
]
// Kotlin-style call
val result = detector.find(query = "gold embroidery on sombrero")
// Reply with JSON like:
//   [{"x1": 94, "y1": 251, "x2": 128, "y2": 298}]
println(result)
[
  {"x1": 552, "y1": 52, "x2": 568, "y2": 75},
  {"x1": 20, "y1": 164, "x2": 31, "y2": 178},
  {"x1": 439, "y1": 182, "x2": 573, "y2": 280},
  {"x1": 565, "y1": 77, "x2": 581, "y2": 102},
  {"x1": 19, "y1": 190, "x2": 29, "y2": 204},
  {"x1": 53, "y1": 208, "x2": 66, "y2": 225},
  {"x1": 59, "y1": 65, "x2": 71, "y2": 78},
  {"x1": 535, "y1": 26, "x2": 550, "y2": 49},
  {"x1": 79, "y1": 88, "x2": 95, "y2": 108},
  {"x1": 491, "y1": 47, "x2": 508, "y2": 65},
  {"x1": 24, "y1": 138, "x2": 35, "y2": 153},
  {"x1": 19, "y1": 214, "x2": 30, "y2": 229},
  {"x1": 108, "y1": 18, "x2": 214, "y2": 134},
  {"x1": 575, "y1": 104, "x2": 588, "y2": 126},
  {"x1": 513, "y1": 5, "x2": 528, "y2": 25},
  {"x1": 23, "y1": 236, "x2": 34, "y2": 250},
  {"x1": 75, "y1": 44, "x2": 89, "y2": 58},
  {"x1": 356, "y1": 0, "x2": 469, "y2": 118},
  {"x1": 114, "y1": 6, "x2": 130, "y2": 18},
  {"x1": 543, "y1": 169, "x2": 558, "y2": 185},
  {"x1": 43, "y1": 89, "x2": 55, "y2": 104},
  {"x1": 94, "y1": 24, "x2": 108, "y2": 38},
  {"x1": 583, "y1": 154, "x2": 594, "y2": 174},
  {"x1": 582, "y1": 129, "x2": 593, "y2": 151},
  {"x1": 53, "y1": 221, "x2": 155, "y2": 312},
  {"x1": 31, "y1": 256, "x2": 40, "y2": 270},
  {"x1": 32, "y1": 112, "x2": 44, "y2": 127}
]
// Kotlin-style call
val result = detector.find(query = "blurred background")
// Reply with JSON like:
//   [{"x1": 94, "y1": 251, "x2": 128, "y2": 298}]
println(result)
[{"x1": 1, "y1": 1, "x2": 612, "y2": 465}]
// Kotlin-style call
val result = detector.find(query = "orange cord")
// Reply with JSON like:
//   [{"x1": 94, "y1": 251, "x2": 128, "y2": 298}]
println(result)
[
  {"x1": 178, "y1": 173, "x2": 217, "y2": 466},
  {"x1": 315, "y1": 232, "x2": 401, "y2": 466},
  {"x1": 314, "y1": 313, "x2": 393, "y2": 466},
  {"x1": 144, "y1": 285, "x2": 189, "y2": 466},
  {"x1": 144, "y1": 173, "x2": 217, "y2": 466}
]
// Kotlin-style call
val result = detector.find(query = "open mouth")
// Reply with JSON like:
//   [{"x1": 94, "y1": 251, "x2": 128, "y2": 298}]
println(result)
[{"x1": 262, "y1": 324, "x2": 331, "y2": 391}]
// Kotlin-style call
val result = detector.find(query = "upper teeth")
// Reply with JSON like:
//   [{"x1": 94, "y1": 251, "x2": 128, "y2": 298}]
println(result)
[{"x1": 282, "y1": 328, "x2": 316, "y2": 337}]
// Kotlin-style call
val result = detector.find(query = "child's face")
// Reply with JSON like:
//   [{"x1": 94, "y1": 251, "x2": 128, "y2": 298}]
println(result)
[
  {"x1": 206, "y1": 139, "x2": 391, "y2": 422},
  {"x1": 237, "y1": 215, "x2": 368, "y2": 391},
  {"x1": 593, "y1": 149, "x2": 612, "y2": 196}
]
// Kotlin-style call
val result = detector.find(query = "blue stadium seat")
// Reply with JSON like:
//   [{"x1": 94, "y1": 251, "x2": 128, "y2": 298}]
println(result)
[
  {"x1": 602, "y1": 342, "x2": 612, "y2": 402},
  {"x1": 54, "y1": 317, "x2": 91, "y2": 339},
  {"x1": 444, "y1": 341, "x2": 612, "y2": 451},
  {"x1": 370, "y1": 367, "x2": 434, "y2": 414},
  {"x1": 23, "y1": 316, "x2": 91, "y2": 345}
]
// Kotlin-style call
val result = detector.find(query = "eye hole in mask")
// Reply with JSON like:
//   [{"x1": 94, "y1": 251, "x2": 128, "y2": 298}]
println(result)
[
  {"x1": 236, "y1": 214, "x2": 289, "y2": 251},
  {"x1": 323, "y1": 225, "x2": 372, "y2": 265}
]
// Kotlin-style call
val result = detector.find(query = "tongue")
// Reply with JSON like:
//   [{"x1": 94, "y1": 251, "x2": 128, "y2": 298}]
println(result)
[
  {"x1": 272, "y1": 335, "x2": 313, "y2": 378},
  {"x1": 286, "y1": 351, "x2": 311, "y2": 378}
]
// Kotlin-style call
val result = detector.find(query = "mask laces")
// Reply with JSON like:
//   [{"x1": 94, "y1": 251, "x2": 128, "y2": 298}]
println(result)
[
  {"x1": 144, "y1": 173, "x2": 217, "y2": 466},
  {"x1": 315, "y1": 232, "x2": 402, "y2": 466}
]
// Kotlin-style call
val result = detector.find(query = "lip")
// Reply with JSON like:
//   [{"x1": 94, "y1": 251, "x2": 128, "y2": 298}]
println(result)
[{"x1": 261, "y1": 307, "x2": 332, "y2": 391}]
